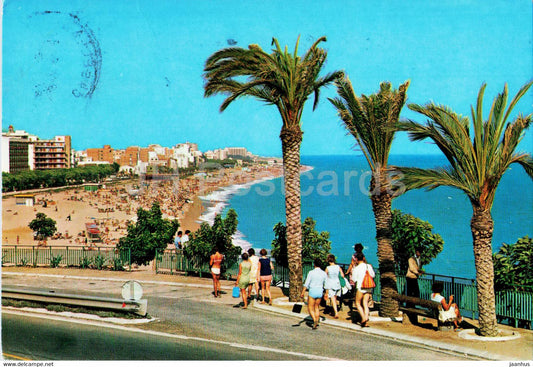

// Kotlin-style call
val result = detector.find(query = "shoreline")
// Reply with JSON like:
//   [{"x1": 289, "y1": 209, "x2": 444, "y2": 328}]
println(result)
[
  {"x1": 196, "y1": 165, "x2": 313, "y2": 251},
  {"x1": 1, "y1": 163, "x2": 287, "y2": 249}
]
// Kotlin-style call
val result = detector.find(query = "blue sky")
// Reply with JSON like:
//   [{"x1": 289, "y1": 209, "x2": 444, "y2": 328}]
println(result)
[{"x1": 3, "y1": 0, "x2": 532, "y2": 157}]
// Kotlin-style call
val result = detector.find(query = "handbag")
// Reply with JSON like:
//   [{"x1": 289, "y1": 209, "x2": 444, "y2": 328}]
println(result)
[
  {"x1": 232, "y1": 286, "x2": 240, "y2": 298},
  {"x1": 292, "y1": 303, "x2": 303, "y2": 313},
  {"x1": 361, "y1": 265, "x2": 376, "y2": 289}
]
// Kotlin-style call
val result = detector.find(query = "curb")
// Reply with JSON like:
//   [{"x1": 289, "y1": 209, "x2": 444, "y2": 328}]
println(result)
[
  {"x1": 253, "y1": 300, "x2": 514, "y2": 361},
  {"x1": 2, "y1": 306, "x2": 158, "y2": 325}
]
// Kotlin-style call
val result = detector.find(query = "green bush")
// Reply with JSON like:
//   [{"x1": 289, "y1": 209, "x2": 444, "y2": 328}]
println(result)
[
  {"x1": 79, "y1": 256, "x2": 91, "y2": 269},
  {"x1": 183, "y1": 209, "x2": 242, "y2": 273},
  {"x1": 18, "y1": 258, "x2": 29, "y2": 267},
  {"x1": 391, "y1": 209, "x2": 444, "y2": 274},
  {"x1": 493, "y1": 236, "x2": 533, "y2": 292},
  {"x1": 50, "y1": 254, "x2": 63, "y2": 268},
  {"x1": 271, "y1": 217, "x2": 331, "y2": 267},
  {"x1": 112, "y1": 257, "x2": 124, "y2": 271},
  {"x1": 93, "y1": 254, "x2": 106, "y2": 270},
  {"x1": 117, "y1": 202, "x2": 179, "y2": 266}
]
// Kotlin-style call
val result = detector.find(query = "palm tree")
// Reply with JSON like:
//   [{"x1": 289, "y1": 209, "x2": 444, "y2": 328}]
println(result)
[
  {"x1": 329, "y1": 77, "x2": 410, "y2": 317},
  {"x1": 395, "y1": 81, "x2": 533, "y2": 336},
  {"x1": 203, "y1": 36, "x2": 343, "y2": 301}
]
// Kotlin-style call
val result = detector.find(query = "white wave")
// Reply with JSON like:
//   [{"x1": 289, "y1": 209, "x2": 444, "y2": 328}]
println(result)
[
  {"x1": 196, "y1": 175, "x2": 281, "y2": 249},
  {"x1": 232, "y1": 230, "x2": 253, "y2": 252}
]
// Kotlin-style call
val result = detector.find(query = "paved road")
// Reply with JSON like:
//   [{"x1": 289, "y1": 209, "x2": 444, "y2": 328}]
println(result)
[
  {"x1": 2, "y1": 312, "x2": 320, "y2": 360},
  {"x1": 2, "y1": 274, "x2": 473, "y2": 361}
]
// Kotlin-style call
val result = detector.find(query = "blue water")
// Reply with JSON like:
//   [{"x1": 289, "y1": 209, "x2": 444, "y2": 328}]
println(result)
[{"x1": 223, "y1": 155, "x2": 532, "y2": 279}]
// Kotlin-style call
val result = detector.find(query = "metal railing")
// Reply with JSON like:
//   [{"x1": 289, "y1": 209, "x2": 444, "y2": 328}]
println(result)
[
  {"x1": 1, "y1": 246, "x2": 131, "y2": 271},
  {"x1": 156, "y1": 254, "x2": 531, "y2": 329},
  {"x1": 6, "y1": 246, "x2": 531, "y2": 329},
  {"x1": 154, "y1": 249, "x2": 239, "y2": 278},
  {"x1": 2, "y1": 286, "x2": 147, "y2": 316}
]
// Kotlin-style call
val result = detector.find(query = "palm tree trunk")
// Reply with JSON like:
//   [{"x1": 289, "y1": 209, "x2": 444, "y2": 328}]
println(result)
[
  {"x1": 471, "y1": 205, "x2": 498, "y2": 337},
  {"x1": 371, "y1": 168, "x2": 399, "y2": 317},
  {"x1": 280, "y1": 127, "x2": 303, "y2": 302}
]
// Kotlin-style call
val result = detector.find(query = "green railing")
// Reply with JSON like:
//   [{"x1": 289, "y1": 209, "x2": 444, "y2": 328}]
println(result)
[
  {"x1": 287, "y1": 262, "x2": 531, "y2": 330},
  {"x1": 154, "y1": 249, "x2": 239, "y2": 278},
  {"x1": 1, "y1": 246, "x2": 131, "y2": 271},
  {"x1": 6, "y1": 245, "x2": 530, "y2": 329}
]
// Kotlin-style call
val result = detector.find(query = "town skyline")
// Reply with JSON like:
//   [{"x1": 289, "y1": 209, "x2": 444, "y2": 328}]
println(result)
[{"x1": 3, "y1": 1, "x2": 531, "y2": 158}]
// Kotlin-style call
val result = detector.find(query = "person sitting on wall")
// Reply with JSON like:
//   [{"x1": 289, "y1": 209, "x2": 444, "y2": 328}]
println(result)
[{"x1": 431, "y1": 281, "x2": 463, "y2": 331}]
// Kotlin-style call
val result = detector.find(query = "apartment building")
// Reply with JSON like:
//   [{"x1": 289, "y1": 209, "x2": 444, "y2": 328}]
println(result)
[
  {"x1": 2, "y1": 126, "x2": 72, "y2": 172},
  {"x1": 86, "y1": 144, "x2": 114, "y2": 164},
  {"x1": 33, "y1": 135, "x2": 72, "y2": 170}
]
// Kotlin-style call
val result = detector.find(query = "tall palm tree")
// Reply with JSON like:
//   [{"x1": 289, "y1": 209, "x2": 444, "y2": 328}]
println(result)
[
  {"x1": 395, "y1": 81, "x2": 533, "y2": 336},
  {"x1": 203, "y1": 36, "x2": 343, "y2": 301},
  {"x1": 329, "y1": 77, "x2": 410, "y2": 317}
]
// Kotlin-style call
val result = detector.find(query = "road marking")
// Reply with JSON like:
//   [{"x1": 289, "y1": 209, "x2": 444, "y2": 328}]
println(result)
[
  {"x1": 2, "y1": 352, "x2": 32, "y2": 360},
  {"x1": 3, "y1": 309, "x2": 341, "y2": 361}
]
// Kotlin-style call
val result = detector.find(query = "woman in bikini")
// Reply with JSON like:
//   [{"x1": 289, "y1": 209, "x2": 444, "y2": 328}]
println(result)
[{"x1": 209, "y1": 247, "x2": 224, "y2": 298}]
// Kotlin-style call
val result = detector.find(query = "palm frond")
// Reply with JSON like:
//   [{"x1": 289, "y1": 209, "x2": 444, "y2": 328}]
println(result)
[
  {"x1": 393, "y1": 166, "x2": 472, "y2": 195},
  {"x1": 330, "y1": 77, "x2": 410, "y2": 171},
  {"x1": 512, "y1": 154, "x2": 533, "y2": 179},
  {"x1": 403, "y1": 81, "x2": 533, "y2": 210},
  {"x1": 203, "y1": 36, "x2": 341, "y2": 130}
]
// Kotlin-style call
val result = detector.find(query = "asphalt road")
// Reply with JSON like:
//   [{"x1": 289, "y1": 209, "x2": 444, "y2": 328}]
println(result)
[
  {"x1": 2, "y1": 312, "x2": 315, "y2": 360},
  {"x1": 1, "y1": 274, "x2": 473, "y2": 361}
]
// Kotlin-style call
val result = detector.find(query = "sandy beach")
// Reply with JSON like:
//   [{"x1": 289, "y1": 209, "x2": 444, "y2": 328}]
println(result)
[{"x1": 1, "y1": 164, "x2": 284, "y2": 249}]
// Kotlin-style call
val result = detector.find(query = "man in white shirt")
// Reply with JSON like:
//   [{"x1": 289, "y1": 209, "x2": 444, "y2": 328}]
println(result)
[{"x1": 181, "y1": 230, "x2": 190, "y2": 247}]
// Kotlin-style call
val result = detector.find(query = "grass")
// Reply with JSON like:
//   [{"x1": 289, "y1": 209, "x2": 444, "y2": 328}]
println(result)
[{"x1": 2, "y1": 298, "x2": 149, "y2": 319}]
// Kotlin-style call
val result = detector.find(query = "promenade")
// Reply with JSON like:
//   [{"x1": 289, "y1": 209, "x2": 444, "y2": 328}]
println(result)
[{"x1": 2, "y1": 266, "x2": 531, "y2": 361}]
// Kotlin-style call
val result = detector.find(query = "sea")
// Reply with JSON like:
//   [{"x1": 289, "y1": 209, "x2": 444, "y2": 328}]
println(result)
[{"x1": 199, "y1": 155, "x2": 533, "y2": 279}]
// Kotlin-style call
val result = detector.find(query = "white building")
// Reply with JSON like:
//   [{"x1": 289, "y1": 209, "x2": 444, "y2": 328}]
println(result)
[{"x1": 1, "y1": 126, "x2": 38, "y2": 173}]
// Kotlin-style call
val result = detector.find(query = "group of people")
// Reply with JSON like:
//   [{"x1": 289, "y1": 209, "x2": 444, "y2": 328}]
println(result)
[
  {"x1": 234, "y1": 248, "x2": 274, "y2": 309},
  {"x1": 208, "y1": 247, "x2": 274, "y2": 309},
  {"x1": 174, "y1": 230, "x2": 190, "y2": 250},
  {"x1": 208, "y1": 242, "x2": 462, "y2": 331},
  {"x1": 301, "y1": 244, "x2": 375, "y2": 329}
]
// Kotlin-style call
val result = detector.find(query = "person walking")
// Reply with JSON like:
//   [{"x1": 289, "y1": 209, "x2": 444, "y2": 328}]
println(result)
[
  {"x1": 257, "y1": 248, "x2": 274, "y2": 305},
  {"x1": 431, "y1": 281, "x2": 463, "y2": 331},
  {"x1": 209, "y1": 247, "x2": 224, "y2": 298},
  {"x1": 247, "y1": 248, "x2": 260, "y2": 301},
  {"x1": 300, "y1": 258, "x2": 327, "y2": 330},
  {"x1": 346, "y1": 243, "x2": 364, "y2": 280},
  {"x1": 352, "y1": 252, "x2": 375, "y2": 327},
  {"x1": 406, "y1": 247, "x2": 424, "y2": 300},
  {"x1": 324, "y1": 254, "x2": 344, "y2": 319},
  {"x1": 235, "y1": 252, "x2": 252, "y2": 309}
]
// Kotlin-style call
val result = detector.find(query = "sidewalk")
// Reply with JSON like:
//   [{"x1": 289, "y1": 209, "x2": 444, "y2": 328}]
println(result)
[{"x1": 2, "y1": 266, "x2": 532, "y2": 361}]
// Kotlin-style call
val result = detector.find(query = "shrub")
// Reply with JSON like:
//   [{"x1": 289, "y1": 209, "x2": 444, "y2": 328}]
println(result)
[
  {"x1": 271, "y1": 217, "x2": 331, "y2": 268},
  {"x1": 93, "y1": 254, "x2": 106, "y2": 270},
  {"x1": 50, "y1": 254, "x2": 63, "y2": 268},
  {"x1": 18, "y1": 258, "x2": 29, "y2": 267},
  {"x1": 183, "y1": 209, "x2": 242, "y2": 272},
  {"x1": 391, "y1": 209, "x2": 444, "y2": 274},
  {"x1": 493, "y1": 236, "x2": 533, "y2": 292},
  {"x1": 79, "y1": 256, "x2": 91, "y2": 269},
  {"x1": 117, "y1": 202, "x2": 179, "y2": 266},
  {"x1": 112, "y1": 257, "x2": 124, "y2": 271}
]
